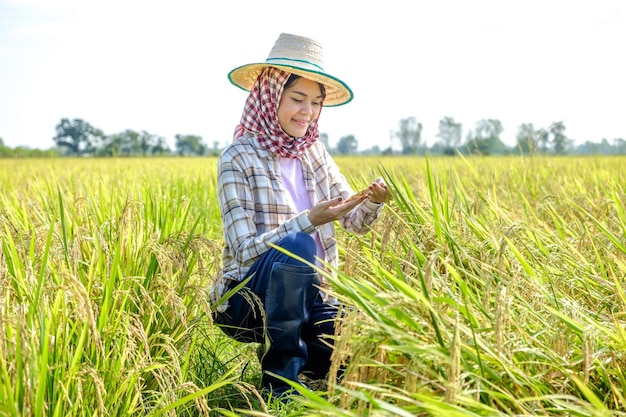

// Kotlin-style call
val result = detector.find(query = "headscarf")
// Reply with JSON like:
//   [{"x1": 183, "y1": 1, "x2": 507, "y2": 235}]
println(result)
[{"x1": 233, "y1": 67, "x2": 323, "y2": 159}]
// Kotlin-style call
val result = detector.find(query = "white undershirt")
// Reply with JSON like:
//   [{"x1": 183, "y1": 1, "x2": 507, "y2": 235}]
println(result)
[{"x1": 279, "y1": 158, "x2": 325, "y2": 263}]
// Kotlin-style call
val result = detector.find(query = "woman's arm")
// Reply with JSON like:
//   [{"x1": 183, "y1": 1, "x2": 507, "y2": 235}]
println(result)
[{"x1": 218, "y1": 147, "x2": 316, "y2": 268}]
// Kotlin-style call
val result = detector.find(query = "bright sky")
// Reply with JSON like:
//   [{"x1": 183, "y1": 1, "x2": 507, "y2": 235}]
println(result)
[{"x1": 1, "y1": 0, "x2": 624, "y2": 151}]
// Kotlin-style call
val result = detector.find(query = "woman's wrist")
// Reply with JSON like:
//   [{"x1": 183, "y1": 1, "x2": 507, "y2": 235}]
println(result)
[{"x1": 306, "y1": 210, "x2": 319, "y2": 227}]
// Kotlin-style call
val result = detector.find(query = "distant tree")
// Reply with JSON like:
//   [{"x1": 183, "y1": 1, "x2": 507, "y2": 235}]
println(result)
[
  {"x1": 152, "y1": 136, "x2": 169, "y2": 155},
  {"x1": 208, "y1": 140, "x2": 222, "y2": 156},
  {"x1": 515, "y1": 123, "x2": 539, "y2": 154},
  {"x1": 464, "y1": 136, "x2": 493, "y2": 155},
  {"x1": 576, "y1": 138, "x2": 611, "y2": 155},
  {"x1": 464, "y1": 119, "x2": 506, "y2": 155},
  {"x1": 598, "y1": 138, "x2": 612, "y2": 154},
  {"x1": 2, "y1": 146, "x2": 58, "y2": 158},
  {"x1": 363, "y1": 145, "x2": 381, "y2": 155},
  {"x1": 99, "y1": 129, "x2": 140, "y2": 156},
  {"x1": 53, "y1": 118, "x2": 104, "y2": 156},
  {"x1": 0, "y1": 137, "x2": 8, "y2": 157},
  {"x1": 427, "y1": 141, "x2": 444, "y2": 155},
  {"x1": 319, "y1": 132, "x2": 330, "y2": 149},
  {"x1": 136, "y1": 131, "x2": 153, "y2": 155},
  {"x1": 336, "y1": 135, "x2": 358, "y2": 155},
  {"x1": 613, "y1": 138, "x2": 626, "y2": 154},
  {"x1": 549, "y1": 121, "x2": 571, "y2": 154},
  {"x1": 537, "y1": 127, "x2": 550, "y2": 153},
  {"x1": 127, "y1": 130, "x2": 169, "y2": 156},
  {"x1": 175, "y1": 134, "x2": 205, "y2": 156},
  {"x1": 436, "y1": 116, "x2": 462, "y2": 155},
  {"x1": 396, "y1": 117, "x2": 422, "y2": 155},
  {"x1": 475, "y1": 118, "x2": 503, "y2": 142},
  {"x1": 101, "y1": 132, "x2": 125, "y2": 156},
  {"x1": 120, "y1": 130, "x2": 141, "y2": 155},
  {"x1": 577, "y1": 140, "x2": 602, "y2": 155}
]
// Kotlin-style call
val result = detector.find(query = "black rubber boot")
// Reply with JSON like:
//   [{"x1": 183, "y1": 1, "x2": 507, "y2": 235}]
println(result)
[{"x1": 261, "y1": 262, "x2": 319, "y2": 398}]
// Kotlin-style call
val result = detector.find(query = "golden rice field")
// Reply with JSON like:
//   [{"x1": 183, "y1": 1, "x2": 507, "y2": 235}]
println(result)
[{"x1": 1, "y1": 155, "x2": 625, "y2": 416}]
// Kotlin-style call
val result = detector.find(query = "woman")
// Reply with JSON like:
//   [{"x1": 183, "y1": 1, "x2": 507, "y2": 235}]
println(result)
[{"x1": 211, "y1": 33, "x2": 390, "y2": 397}]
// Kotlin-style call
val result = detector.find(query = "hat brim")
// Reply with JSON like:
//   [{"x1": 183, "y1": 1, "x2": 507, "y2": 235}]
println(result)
[{"x1": 228, "y1": 63, "x2": 354, "y2": 107}]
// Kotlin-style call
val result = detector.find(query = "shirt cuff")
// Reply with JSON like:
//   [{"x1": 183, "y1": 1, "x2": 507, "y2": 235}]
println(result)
[
  {"x1": 294, "y1": 210, "x2": 317, "y2": 234},
  {"x1": 364, "y1": 199, "x2": 384, "y2": 209}
]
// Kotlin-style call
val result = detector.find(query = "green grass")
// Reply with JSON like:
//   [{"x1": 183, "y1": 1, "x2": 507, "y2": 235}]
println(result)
[{"x1": 1, "y1": 155, "x2": 625, "y2": 416}]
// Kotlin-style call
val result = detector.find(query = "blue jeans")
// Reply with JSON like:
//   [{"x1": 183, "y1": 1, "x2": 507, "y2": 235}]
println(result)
[{"x1": 214, "y1": 232, "x2": 338, "y2": 379}]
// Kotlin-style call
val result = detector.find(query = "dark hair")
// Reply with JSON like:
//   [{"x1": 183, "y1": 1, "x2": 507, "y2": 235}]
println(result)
[{"x1": 285, "y1": 74, "x2": 326, "y2": 99}]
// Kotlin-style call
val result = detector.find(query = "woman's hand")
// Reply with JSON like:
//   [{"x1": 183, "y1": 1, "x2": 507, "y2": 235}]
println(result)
[
  {"x1": 307, "y1": 195, "x2": 366, "y2": 227},
  {"x1": 367, "y1": 177, "x2": 391, "y2": 204},
  {"x1": 307, "y1": 177, "x2": 391, "y2": 227}
]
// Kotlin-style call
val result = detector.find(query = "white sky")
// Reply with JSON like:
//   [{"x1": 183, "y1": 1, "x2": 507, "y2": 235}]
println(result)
[{"x1": 1, "y1": 0, "x2": 624, "y2": 151}]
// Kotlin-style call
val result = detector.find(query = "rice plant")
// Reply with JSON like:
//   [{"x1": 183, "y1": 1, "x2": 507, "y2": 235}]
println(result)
[{"x1": 1, "y1": 155, "x2": 625, "y2": 416}]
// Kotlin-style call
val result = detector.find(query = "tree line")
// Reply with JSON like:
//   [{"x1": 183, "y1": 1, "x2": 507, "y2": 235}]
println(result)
[
  {"x1": 48, "y1": 118, "x2": 222, "y2": 157},
  {"x1": 1, "y1": 116, "x2": 625, "y2": 158},
  {"x1": 331, "y1": 117, "x2": 626, "y2": 156}
]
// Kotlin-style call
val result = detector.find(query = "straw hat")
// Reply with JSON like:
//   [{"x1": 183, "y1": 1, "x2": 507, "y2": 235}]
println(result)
[{"x1": 228, "y1": 33, "x2": 353, "y2": 107}]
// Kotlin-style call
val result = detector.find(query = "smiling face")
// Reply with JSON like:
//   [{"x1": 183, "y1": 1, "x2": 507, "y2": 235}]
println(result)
[{"x1": 277, "y1": 76, "x2": 324, "y2": 138}]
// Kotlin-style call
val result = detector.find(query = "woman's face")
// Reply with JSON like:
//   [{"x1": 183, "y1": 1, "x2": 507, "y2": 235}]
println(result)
[{"x1": 277, "y1": 77, "x2": 323, "y2": 138}]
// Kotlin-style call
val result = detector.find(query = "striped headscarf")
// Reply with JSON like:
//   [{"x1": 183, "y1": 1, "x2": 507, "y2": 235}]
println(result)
[{"x1": 233, "y1": 67, "x2": 323, "y2": 159}]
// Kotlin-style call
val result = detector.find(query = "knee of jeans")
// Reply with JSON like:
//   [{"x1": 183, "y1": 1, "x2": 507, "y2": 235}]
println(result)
[{"x1": 278, "y1": 232, "x2": 317, "y2": 263}]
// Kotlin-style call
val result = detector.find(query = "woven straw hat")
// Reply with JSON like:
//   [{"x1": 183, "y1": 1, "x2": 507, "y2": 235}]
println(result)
[{"x1": 228, "y1": 33, "x2": 353, "y2": 107}]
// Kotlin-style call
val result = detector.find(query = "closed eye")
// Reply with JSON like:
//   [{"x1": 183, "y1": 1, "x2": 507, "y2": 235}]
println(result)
[
  {"x1": 291, "y1": 97, "x2": 321, "y2": 107},
  {"x1": 291, "y1": 91, "x2": 323, "y2": 102}
]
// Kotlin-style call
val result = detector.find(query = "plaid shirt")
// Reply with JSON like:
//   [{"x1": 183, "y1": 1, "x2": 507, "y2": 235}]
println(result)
[{"x1": 211, "y1": 134, "x2": 384, "y2": 311}]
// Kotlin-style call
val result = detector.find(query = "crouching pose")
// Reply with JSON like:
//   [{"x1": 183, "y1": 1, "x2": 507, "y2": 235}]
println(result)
[{"x1": 211, "y1": 33, "x2": 390, "y2": 398}]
